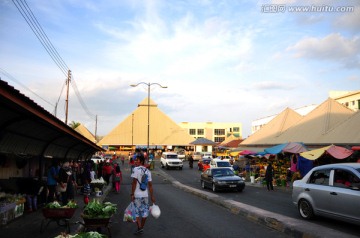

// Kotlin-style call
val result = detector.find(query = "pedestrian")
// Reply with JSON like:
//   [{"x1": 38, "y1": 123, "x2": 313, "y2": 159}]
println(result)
[
  {"x1": 114, "y1": 165, "x2": 123, "y2": 193},
  {"x1": 46, "y1": 159, "x2": 60, "y2": 203},
  {"x1": 102, "y1": 162, "x2": 113, "y2": 184},
  {"x1": 58, "y1": 161, "x2": 71, "y2": 205},
  {"x1": 131, "y1": 154, "x2": 155, "y2": 235},
  {"x1": 265, "y1": 162, "x2": 274, "y2": 191},
  {"x1": 121, "y1": 156, "x2": 125, "y2": 166},
  {"x1": 188, "y1": 154, "x2": 194, "y2": 169}
]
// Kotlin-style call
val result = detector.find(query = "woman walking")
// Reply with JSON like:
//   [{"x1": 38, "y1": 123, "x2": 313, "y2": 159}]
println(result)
[{"x1": 114, "y1": 165, "x2": 123, "y2": 193}]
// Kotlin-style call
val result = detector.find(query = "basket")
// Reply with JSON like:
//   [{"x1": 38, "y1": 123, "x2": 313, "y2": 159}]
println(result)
[{"x1": 42, "y1": 208, "x2": 76, "y2": 219}]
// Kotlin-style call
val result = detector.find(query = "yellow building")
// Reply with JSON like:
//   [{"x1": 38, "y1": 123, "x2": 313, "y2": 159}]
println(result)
[{"x1": 178, "y1": 122, "x2": 242, "y2": 143}]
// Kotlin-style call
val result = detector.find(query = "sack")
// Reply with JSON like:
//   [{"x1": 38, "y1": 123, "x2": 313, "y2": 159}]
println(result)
[
  {"x1": 137, "y1": 168, "x2": 148, "y2": 191},
  {"x1": 150, "y1": 204, "x2": 161, "y2": 219},
  {"x1": 56, "y1": 183, "x2": 67, "y2": 193},
  {"x1": 123, "y1": 202, "x2": 136, "y2": 223}
]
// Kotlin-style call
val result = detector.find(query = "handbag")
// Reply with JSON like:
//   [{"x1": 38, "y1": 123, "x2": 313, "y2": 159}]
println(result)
[{"x1": 56, "y1": 183, "x2": 67, "y2": 193}]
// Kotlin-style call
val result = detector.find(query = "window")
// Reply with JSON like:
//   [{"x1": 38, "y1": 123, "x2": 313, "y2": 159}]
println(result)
[
  {"x1": 214, "y1": 129, "x2": 225, "y2": 135},
  {"x1": 333, "y1": 169, "x2": 359, "y2": 188},
  {"x1": 214, "y1": 137, "x2": 225, "y2": 142},
  {"x1": 309, "y1": 169, "x2": 330, "y2": 185},
  {"x1": 197, "y1": 129, "x2": 204, "y2": 135},
  {"x1": 233, "y1": 127, "x2": 240, "y2": 132},
  {"x1": 189, "y1": 129, "x2": 196, "y2": 135}
]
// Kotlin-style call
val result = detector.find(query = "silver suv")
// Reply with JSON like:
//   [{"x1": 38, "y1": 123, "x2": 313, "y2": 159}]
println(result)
[{"x1": 161, "y1": 152, "x2": 183, "y2": 170}]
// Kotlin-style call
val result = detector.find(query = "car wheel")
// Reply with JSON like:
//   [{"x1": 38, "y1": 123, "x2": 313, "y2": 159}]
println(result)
[
  {"x1": 212, "y1": 183, "x2": 217, "y2": 192},
  {"x1": 298, "y1": 199, "x2": 315, "y2": 220},
  {"x1": 179, "y1": 167, "x2": 183, "y2": 170},
  {"x1": 201, "y1": 180, "x2": 205, "y2": 189},
  {"x1": 161, "y1": 162, "x2": 164, "y2": 168},
  {"x1": 166, "y1": 164, "x2": 169, "y2": 170}
]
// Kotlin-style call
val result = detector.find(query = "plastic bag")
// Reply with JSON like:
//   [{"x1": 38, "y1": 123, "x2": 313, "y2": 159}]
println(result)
[
  {"x1": 123, "y1": 202, "x2": 136, "y2": 223},
  {"x1": 150, "y1": 203, "x2": 161, "y2": 219}
]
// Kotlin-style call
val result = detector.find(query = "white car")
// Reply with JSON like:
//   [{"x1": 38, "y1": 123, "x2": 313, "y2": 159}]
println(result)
[
  {"x1": 176, "y1": 150, "x2": 186, "y2": 160},
  {"x1": 201, "y1": 152, "x2": 212, "y2": 159},
  {"x1": 210, "y1": 159, "x2": 233, "y2": 169},
  {"x1": 161, "y1": 152, "x2": 183, "y2": 170}
]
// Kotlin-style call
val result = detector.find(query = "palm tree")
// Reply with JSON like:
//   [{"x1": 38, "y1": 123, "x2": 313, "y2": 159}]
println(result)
[{"x1": 69, "y1": 121, "x2": 81, "y2": 129}]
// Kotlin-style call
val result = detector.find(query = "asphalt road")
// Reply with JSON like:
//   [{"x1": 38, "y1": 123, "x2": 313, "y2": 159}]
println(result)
[{"x1": 160, "y1": 160, "x2": 360, "y2": 237}]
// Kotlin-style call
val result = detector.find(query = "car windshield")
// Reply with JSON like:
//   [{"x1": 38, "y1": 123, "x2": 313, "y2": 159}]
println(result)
[
  {"x1": 166, "y1": 155, "x2": 178, "y2": 159},
  {"x1": 217, "y1": 162, "x2": 231, "y2": 167},
  {"x1": 212, "y1": 169, "x2": 234, "y2": 177}
]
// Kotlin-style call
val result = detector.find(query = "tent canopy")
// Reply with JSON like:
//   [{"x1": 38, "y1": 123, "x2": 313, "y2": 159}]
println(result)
[
  {"x1": 300, "y1": 145, "x2": 354, "y2": 160},
  {"x1": 264, "y1": 142, "x2": 308, "y2": 154}
]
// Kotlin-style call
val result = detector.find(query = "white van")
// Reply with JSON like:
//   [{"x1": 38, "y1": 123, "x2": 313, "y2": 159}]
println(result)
[
  {"x1": 201, "y1": 152, "x2": 212, "y2": 159},
  {"x1": 161, "y1": 152, "x2": 183, "y2": 170}
]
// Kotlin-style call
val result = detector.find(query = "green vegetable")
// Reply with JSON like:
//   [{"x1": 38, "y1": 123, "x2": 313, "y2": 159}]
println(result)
[{"x1": 83, "y1": 200, "x2": 117, "y2": 218}]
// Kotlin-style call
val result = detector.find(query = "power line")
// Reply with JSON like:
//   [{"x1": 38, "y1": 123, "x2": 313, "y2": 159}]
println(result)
[
  {"x1": 12, "y1": 0, "x2": 97, "y2": 122},
  {"x1": 0, "y1": 68, "x2": 55, "y2": 108}
]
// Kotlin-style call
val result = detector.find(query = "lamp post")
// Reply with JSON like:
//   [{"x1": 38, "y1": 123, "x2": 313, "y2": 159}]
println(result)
[{"x1": 130, "y1": 82, "x2": 167, "y2": 157}]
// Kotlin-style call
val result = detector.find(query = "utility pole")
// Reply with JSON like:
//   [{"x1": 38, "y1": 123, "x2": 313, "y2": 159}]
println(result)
[
  {"x1": 95, "y1": 115, "x2": 98, "y2": 143},
  {"x1": 65, "y1": 70, "x2": 71, "y2": 125}
]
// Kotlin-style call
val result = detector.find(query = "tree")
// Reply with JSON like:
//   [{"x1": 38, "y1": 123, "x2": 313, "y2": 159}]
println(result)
[{"x1": 69, "y1": 121, "x2": 80, "y2": 129}]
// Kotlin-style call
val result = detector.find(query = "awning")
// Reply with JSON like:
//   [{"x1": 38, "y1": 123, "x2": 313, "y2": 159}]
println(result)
[
  {"x1": 300, "y1": 145, "x2": 353, "y2": 160},
  {"x1": 264, "y1": 142, "x2": 308, "y2": 154}
]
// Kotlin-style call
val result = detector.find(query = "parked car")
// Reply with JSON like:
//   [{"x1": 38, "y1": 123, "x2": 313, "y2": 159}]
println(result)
[
  {"x1": 201, "y1": 152, "x2": 212, "y2": 159},
  {"x1": 292, "y1": 163, "x2": 360, "y2": 224},
  {"x1": 176, "y1": 150, "x2": 186, "y2": 160},
  {"x1": 192, "y1": 152, "x2": 202, "y2": 161},
  {"x1": 200, "y1": 167, "x2": 245, "y2": 192},
  {"x1": 91, "y1": 156, "x2": 106, "y2": 164},
  {"x1": 160, "y1": 152, "x2": 183, "y2": 170},
  {"x1": 198, "y1": 158, "x2": 211, "y2": 171},
  {"x1": 210, "y1": 159, "x2": 232, "y2": 169}
]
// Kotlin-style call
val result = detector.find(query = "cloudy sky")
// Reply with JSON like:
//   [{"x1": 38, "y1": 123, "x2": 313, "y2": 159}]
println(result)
[{"x1": 1, "y1": 0, "x2": 359, "y2": 138}]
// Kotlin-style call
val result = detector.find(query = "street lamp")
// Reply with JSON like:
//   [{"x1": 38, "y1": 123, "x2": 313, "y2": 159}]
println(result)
[{"x1": 130, "y1": 82, "x2": 167, "y2": 157}]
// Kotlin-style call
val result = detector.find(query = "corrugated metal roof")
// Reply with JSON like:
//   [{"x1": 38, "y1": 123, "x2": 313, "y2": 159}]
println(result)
[{"x1": 0, "y1": 79, "x2": 102, "y2": 160}]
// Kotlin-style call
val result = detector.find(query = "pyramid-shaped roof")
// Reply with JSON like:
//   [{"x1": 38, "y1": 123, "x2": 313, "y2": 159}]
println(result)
[
  {"x1": 270, "y1": 98, "x2": 354, "y2": 144},
  {"x1": 74, "y1": 124, "x2": 96, "y2": 143},
  {"x1": 241, "y1": 108, "x2": 303, "y2": 145},
  {"x1": 318, "y1": 110, "x2": 360, "y2": 144},
  {"x1": 98, "y1": 98, "x2": 194, "y2": 146},
  {"x1": 220, "y1": 135, "x2": 238, "y2": 145}
]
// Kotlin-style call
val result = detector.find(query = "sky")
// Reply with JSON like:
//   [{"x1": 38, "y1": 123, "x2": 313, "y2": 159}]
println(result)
[{"x1": 0, "y1": 0, "x2": 359, "y2": 138}]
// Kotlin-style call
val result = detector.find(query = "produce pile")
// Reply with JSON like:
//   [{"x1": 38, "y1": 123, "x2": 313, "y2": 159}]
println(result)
[
  {"x1": 45, "y1": 201, "x2": 78, "y2": 209},
  {"x1": 82, "y1": 200, "x2": 117, "y2": 219},
  {"x1": 55, "y1": 231, "x2": 106, "y2": 238}
]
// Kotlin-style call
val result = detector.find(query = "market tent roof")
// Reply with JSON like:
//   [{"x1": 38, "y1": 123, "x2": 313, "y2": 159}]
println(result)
[
  {"x1": 317, "y1": 111, "x2": 360, "y2": 144},
  {"x1": 221, "y1": 139, "x2": 243, "y2": 148},
  {"x1": 241, "y1": 108, "x2": 302, "y2": 145},
  {"x1": 270, "y1": 98, "x2": 354, "y2": 144},
  {"x1": 264, "y1": 142, "x2": 308, "y2": 154},
  {"x1": 75, "y1": 124, "x2": 96, "y2": 143},
  {"x1": 300, "y1": 145, "x2": 354, "y2": 160},
  {"x1": 190, "y1": 137, "x2": 217, "y2": 145},
  {"x1": 98, "y1": 98, "x2": 194, "y2": 147}
]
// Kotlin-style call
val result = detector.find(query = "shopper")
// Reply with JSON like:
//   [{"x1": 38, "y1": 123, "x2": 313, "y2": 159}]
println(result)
[
  {"x1": 130, "y1": 154, "x2": 155, "y2": 235},
  {"x1": 265, "y1": 162, "x2": 274, "y2": 191},
  {"x1": 46, "y1": 159, "x2": 60, "y2": 203}
]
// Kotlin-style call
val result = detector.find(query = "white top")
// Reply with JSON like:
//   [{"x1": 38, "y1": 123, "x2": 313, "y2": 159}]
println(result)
[{"x1": 131, "y1": 166, "x2": 152, "y2": 198}]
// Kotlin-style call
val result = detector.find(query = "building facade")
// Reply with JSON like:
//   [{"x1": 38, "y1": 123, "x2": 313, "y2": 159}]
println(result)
[
  {"x1": 178, "y1": 122, "x2": 242, "y2": 143},
  {"x1": 329, "y1": 90, "x2": 360, "y2": 112}
]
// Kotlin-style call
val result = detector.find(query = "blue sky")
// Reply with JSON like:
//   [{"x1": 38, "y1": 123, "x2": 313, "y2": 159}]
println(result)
[{"x1": 1, "y1": 0, "x2": 359, "y2": 138}]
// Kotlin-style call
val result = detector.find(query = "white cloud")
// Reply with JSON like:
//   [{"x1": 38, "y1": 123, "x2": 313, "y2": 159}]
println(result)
[{"x1": 287, "y1": 33, "x2": 360, "y2": 68}]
